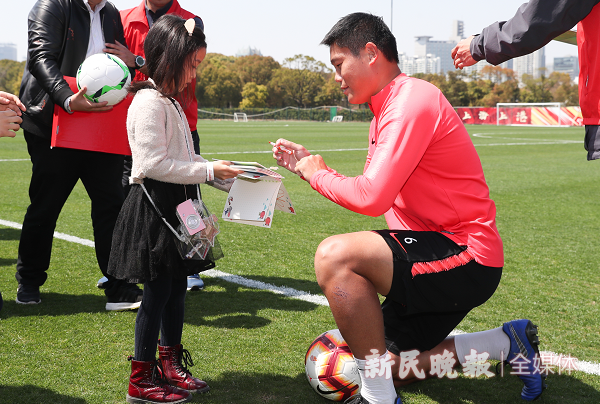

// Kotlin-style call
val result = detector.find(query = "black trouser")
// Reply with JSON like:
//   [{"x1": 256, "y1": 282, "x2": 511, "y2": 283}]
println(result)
[
  {"x1": 135, "y1": 275, "x2": 187, "y2": 361},
  {"x1": 584, "y1": 124, "x2": 600, "y2": 161},
  {"x1": 15, "y1": 132, "x2": 126, "y2": 296}
]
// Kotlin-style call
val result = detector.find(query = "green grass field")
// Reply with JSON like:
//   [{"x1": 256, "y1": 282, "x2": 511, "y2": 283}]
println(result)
[{"x1": 1, "y1": 121, "x2": 599, "y2": 404}]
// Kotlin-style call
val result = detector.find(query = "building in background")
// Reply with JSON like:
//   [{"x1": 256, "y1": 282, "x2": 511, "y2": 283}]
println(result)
[
  {"x1": 235, "y1": 46, "x2": 262, "y2": 57},
  {"x1": 413, "y1": 20, "x2": 464, "y2": 74},
  {"x1": 449, "y1": 20, "x2": 464, "y2": 43},
  {"x1": 513, "y1": 48, "x2": 545, "y2": 80},
  {"x1": 553, "y1": 56, "x2": 579, "y2": 82},
  {"x1": 399, "y1": 52, "x2": 441, "y2": 75},
  {"x1": 0, "y1": 43, "x2": 17, "y2": 61}
]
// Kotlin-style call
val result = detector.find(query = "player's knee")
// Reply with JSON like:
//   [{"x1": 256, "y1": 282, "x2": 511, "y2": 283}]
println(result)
[{"x1": 314, "y1": 236, "x2": 351, "y2": 285}]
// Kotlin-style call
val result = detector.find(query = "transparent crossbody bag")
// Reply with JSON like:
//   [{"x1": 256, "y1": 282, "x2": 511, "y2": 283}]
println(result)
[{"x1": 140, "y1": 183, "x2": 220, "y2": 260}]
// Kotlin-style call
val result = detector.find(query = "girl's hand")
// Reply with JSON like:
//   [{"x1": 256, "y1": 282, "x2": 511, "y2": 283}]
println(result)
[{"x1": 213, "y1": 160, "x2": 244, "y2": 180}]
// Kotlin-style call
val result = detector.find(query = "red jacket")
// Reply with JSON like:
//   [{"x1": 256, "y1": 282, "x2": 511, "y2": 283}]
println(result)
[
  {"x1": 121, "y1": 0, "x2": 199, "y2": 131},
  {"x1": 578, "y1": 5, "x2": 600, "y2": 125}
]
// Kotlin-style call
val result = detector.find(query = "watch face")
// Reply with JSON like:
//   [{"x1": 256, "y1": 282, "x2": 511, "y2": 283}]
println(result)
[{"x1": 136, "y1": 56, "x2": 145, "y2": 68}]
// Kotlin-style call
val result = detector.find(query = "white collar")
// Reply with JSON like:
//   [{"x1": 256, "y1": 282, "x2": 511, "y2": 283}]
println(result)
[{"x1": 85, "y1": 0, "x2": 108, "y2": 14}]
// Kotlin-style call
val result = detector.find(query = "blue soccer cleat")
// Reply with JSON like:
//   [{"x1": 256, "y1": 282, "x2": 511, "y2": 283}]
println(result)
[{"x1": 502, "y1": 319, "x2": 547, "y2": 400}]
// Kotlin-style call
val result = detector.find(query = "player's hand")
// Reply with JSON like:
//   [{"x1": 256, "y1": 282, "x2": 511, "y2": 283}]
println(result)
[
  {"x1": 0, "y1": 109, "x2": 23, "y2": 137},
  {"x1": 104, "y1": 41, "x2": 136, "y2": 68},
  {"x1": 69, "y1": 87, "x2": 113, "y2": 113},
  {"x1": 295, "y1": 154, "x2": 328, "y2": 182},
  {"x1": 213, "y1": 160, "x2": 244, "y2": 180},
  {"x1": 0, "y1": 91, "x2": 26, "y2": 115},
  {"x1": 272, "y1": 138, "x2": 311, "y2": 175},
  {"x1": 451, "y1": 36, "x2": 477, "y2": 69}
]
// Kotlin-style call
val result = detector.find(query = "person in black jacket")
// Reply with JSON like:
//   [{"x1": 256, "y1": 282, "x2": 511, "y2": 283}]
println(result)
[
  {"x1": 451, "y1": 0, "x2": 600, "y2": 160},
  {"x1": 16, "y1": 0, "x2": 143, "y2": 311}
]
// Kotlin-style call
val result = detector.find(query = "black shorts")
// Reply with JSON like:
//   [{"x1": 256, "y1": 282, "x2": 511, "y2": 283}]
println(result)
[{"x1": 373, "y1": 230, "x2": 502, "y2": 355}]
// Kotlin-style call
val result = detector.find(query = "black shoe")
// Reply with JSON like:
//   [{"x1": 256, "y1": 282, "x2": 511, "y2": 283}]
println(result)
[
  {"x1": 0, "y1": 291, "x2": 3, "y2": 311},
  {"x1": 105, "y1": 283, "x2": 143, "y2": 311},
  {"x1": 344, "y1": 395, "x2": 403, "y2": 404},
  {"x1": 344, "y1": 395, "x2": 370, "y2": 404},
  {"x1": 16, "y1": 284, "x2": 41, "y2": 305}
]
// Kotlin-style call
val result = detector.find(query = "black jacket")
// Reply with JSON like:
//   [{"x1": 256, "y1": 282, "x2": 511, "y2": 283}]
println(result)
[
  {"x1": 471, "y1": 0, "x2": 600, "y2": 66},
  {"x1": 19, "y1": 0, "x2": 128, "y2": 138}
]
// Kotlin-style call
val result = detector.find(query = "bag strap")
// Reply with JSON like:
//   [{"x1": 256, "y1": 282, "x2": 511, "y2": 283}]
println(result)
[
  {"x1": 168, "y1": 97, "x2": 202, "y2": 201},
  {"x1": 139, "y1": 183, "x2": 187, "y2": 242}
]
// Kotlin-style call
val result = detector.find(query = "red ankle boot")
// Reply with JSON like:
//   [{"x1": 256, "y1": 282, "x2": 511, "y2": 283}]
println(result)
[
  {"x1": 127, "y1": 357, "x2": 191, "y2": 403},
  {"x1": 158, "y1": 344, "x2": 210, "y2": 393}
]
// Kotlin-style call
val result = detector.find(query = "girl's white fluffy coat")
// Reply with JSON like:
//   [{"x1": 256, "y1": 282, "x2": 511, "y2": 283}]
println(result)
[{"x1": 127, "y1": 88, "x2": 208, "y2": 185}]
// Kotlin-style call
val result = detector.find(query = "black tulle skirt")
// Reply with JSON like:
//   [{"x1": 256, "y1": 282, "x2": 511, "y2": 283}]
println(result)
[{"x1": 107, "y1": 178, "x2": 223, "y2": 283}]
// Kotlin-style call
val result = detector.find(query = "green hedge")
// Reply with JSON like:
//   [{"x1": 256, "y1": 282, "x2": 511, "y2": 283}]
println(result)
[{"x1": 197, "y1": 107, "x2": 374, "y2": 122}]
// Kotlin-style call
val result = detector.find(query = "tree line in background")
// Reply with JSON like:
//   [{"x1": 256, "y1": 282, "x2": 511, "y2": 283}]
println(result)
[
  {"x1": 0, "y1": 57, "x2": 579, "y2": 109},
  {"x1": 413, "y1": 66, "x2": 579, "y2": 107},
  {"x1": 0, "y1": 60, "x2": 26, "y2": 96}
]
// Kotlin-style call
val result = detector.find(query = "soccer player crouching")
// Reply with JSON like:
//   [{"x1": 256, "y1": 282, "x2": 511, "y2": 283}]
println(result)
[{"x1": 273, "y1": 12, "x2": 545, "y2": 404}]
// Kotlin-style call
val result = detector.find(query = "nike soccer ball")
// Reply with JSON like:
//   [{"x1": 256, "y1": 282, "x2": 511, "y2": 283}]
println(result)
[
  {"x1": 76, "y1": 53, "x2": 131, "y2": 105},
  {"x1": 305, "y1": 329, "x2": 361, "y2": 401}
]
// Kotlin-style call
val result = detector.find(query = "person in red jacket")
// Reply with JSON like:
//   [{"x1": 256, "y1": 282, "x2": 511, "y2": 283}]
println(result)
[
  {"x1": 451, "y1": 0, "x2": 600, "y2": 160},
  {"x1": 103, "y1": 0, "x2": 206, "y2": 292}
]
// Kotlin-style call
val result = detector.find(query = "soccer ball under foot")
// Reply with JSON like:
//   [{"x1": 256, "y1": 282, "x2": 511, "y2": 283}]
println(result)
[{"x1": 305, "y1": 329, "x2": 361, "y2": 401}]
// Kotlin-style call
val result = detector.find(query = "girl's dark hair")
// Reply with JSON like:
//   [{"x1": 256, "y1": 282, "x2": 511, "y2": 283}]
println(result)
[
  {"x1": 321, "y1": 12, "x2": 399, "y2": 64},
  {"x1": 129, "y1": 14, "x2": 207, "y2": 99}
]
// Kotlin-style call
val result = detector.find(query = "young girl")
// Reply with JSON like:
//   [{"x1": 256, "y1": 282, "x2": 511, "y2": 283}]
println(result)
[{"x1": 107, "y1": 15, "x2": 242, "y2": 404}]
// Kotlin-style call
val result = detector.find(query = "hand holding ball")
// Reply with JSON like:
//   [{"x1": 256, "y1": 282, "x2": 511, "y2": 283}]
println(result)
[{"x1": 76, "y1": 53, "x2": 131, "y2": 106}]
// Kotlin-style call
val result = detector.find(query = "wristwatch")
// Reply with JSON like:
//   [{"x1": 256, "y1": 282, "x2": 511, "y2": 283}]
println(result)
[{"x1": 134, "y1": 55, "x2": 145, "y2": 70}]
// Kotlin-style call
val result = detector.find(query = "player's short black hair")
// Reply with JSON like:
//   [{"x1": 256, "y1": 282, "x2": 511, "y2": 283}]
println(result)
[
  {"x1": 321, "y1": 12, "x2": 399, "y2": 64},
  {"x1": 130, "y1": 14, "x2": 206, "y2": 98}
]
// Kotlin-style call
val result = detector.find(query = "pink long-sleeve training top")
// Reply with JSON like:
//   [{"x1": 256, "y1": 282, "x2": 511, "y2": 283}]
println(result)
[{"x1": 310, "y1": 74, "x2": 504, "y2": 272}]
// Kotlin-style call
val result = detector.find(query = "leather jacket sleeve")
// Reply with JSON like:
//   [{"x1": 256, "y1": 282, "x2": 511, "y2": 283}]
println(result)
[
  {"x1": 471, "y1": 0, "x2": 600, "y2": 65},
  {"x1": 27, "y1": 0, "x2": 74, "y2": 109}
]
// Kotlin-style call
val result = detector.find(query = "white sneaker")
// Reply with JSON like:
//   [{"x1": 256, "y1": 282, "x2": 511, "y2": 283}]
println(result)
[{"x1": 187, "y1": 274, "x2": 205, "y2": 291}]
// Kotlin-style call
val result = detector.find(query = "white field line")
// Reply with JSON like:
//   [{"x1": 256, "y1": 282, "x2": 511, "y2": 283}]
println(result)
[
  {"x1": 0, "y1": 136, "x2": 580, "y2": 161},
  {"x1": 1, "y1": 219, "x2": 599, "y2": 375}
]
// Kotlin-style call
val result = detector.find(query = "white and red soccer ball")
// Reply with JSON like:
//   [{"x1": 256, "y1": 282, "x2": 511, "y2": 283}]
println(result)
[{"x1": 305, "y1": 329, "x2": 361, "y2": 401}]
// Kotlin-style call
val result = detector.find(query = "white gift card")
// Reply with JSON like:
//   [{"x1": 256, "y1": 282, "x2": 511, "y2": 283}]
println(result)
[{"x1": 221, "y1": 162, "x2": 294, "y2": 228}]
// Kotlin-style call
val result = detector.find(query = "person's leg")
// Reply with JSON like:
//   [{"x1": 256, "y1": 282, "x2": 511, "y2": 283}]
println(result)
[
  {"x1": 80, "y1": 150, "x2": 124, "y2": 280},
  {"x1": 584, "y1": 124, "x2": 600, "y2": 161},
  {"x1": 315, "y1": 231, "x2": 397, "y2": 404},
  {"x1": 159, "y1": 277, "x2": 187, "y2": 346},
  {"x1": 135, "y1": 275, "x2": 172, "y2": 361},
  {"x1": 157, "y1": 276, "x2": 210, "y2": 393},
  {"x1": 80, "y1": 150, "x2": 141, "y2": 310},
  {"x1": 98, "y1": 154, "x2": 130, "y2": 289},
  {"x1": 129, "y1": 275, "x2": 191, "y2": 402},
  {"x1": 16, "y1": 133, "x2": 80, "y2": 301},
  {"x1": 315, "y1": 231, "x2": 393, "y2": 357}
]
